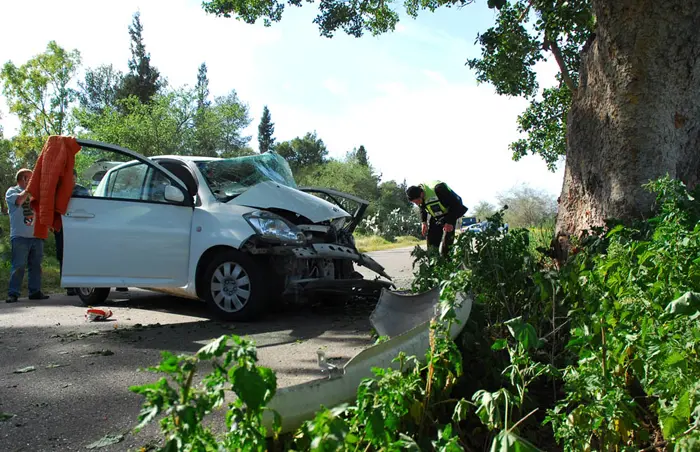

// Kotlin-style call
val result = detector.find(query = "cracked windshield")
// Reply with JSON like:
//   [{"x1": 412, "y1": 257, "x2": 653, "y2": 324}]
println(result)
[{"x1": 196, "y1": 152, "x2": 297, "y2": 202}]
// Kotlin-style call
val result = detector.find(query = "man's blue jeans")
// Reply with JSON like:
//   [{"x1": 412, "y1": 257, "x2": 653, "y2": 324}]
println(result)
[{"x1": 8, "y1": 237, "x2": 43, "y2": 297}]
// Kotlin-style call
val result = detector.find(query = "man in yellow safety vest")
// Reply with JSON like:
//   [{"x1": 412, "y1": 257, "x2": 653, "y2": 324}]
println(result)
[{"x1": 406, "y1": 181, "x2": 468, "y2": 257}]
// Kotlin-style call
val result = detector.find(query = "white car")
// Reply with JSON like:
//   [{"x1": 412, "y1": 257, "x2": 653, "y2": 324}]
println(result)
[{"x1": 62, "y1": 139, "x2": 392, "y2": 321}]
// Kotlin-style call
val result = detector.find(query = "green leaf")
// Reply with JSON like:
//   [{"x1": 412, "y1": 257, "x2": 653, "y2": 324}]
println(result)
[
  {"x1": 606, "y1": 224, "x2": 625, "y2": 237},
  {"x1": 0, "y1": 412, "x2": 16, "y2": 422},
  {"x1": 231, "y1": 366, "x2": 273, "y2": 411},
  {"x1": 661, "y1": 414, "x2": 687, "y2": 440},
  {"x1": 505, "y1": 317, "x2": 540, "y2": 350},
  {"x1": 196, "y1": 335, "x2": 229, "y2": 359},
  {"x1": 665, "y1": 292, "x2": 700, "y2": 316},
  {"x1": 673, "y1": 390, "x2": 691, "y2": 420},
  {"x1": 490, "y1": 430, "x2": 544, "y2": 452},
  {"x1": 492, "y1": 338, "x2": 508, "y2": 351},
  {"x1": 664, "y1": 352, "x2": 686, "y2": 367},
  {"x1": 13, "y1": 366, "x2": 35, "y2": 374}
]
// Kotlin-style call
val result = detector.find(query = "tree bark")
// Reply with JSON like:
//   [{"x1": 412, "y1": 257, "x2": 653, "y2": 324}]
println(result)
[{"x1": 555, "y1": 0, "x2": 700, "y2": 259}]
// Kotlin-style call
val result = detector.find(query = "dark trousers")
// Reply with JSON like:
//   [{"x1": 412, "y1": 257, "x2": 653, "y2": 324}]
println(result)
[
  {"x1": 54, "y1": 229, "x2": 64, "y2": 276},
  {"x1": 427, "y1": 218, "x2": 455, "y2": 258}
]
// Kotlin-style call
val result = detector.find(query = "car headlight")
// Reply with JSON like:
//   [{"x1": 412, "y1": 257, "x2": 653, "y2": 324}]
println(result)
[{"x1": 243, "y1": 211, "x2": 306, "y2": 244}]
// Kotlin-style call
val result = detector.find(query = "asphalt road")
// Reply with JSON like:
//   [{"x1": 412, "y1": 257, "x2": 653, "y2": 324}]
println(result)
[{"x1": 0, "y1": 246, "x2": 418, "y2": 452}]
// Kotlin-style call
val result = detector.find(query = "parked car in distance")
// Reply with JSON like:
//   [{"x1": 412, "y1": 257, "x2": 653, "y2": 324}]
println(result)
[
  {"x1": 62, "y1": 139, "x2": 392, "y2": 322},
  {"x1": 463, "y1": 221, "x2": 509, "y2": 234},
  {"x1": 459, "y1": 216, "x2": 477, "y2": 233}
]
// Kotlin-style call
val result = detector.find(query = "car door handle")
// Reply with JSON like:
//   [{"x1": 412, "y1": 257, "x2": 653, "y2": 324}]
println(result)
[{"x1": 66, "y1": 210, "x2": 95, "y2": 219}]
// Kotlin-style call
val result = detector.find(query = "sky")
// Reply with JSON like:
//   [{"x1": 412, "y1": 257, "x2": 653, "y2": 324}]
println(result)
[{"x1": 0, "y1": 0, "x2": 565, "y2": 209}]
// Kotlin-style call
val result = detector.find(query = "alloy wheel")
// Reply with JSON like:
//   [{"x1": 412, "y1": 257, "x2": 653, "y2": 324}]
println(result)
[{"x1": 210, "y1": 262, "x2": 251, "y2": 313}]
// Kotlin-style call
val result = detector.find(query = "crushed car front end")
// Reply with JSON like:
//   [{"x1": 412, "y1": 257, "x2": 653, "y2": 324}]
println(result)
[{"x1": 195, "y1": 153, "x2": 394, "y2": 302}]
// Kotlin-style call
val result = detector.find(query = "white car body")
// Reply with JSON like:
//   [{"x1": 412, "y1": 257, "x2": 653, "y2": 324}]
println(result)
[{"x1": 62, "y1": 140, "x2": 391, "y2": 321}]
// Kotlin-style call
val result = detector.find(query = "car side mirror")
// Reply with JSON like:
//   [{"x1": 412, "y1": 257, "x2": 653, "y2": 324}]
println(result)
[{"x1": 164, "y1": 184, "x2": 185, "y2": 203}]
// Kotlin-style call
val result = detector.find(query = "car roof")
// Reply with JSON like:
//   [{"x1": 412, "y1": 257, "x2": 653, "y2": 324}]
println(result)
[{"x1": 152, "y1": 155, "x2": 222, "y2": 162}]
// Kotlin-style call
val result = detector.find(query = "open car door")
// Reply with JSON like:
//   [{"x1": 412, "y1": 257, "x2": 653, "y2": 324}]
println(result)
[{"x1": 60, "y1": 140, "x2": 195, "y2": 289}]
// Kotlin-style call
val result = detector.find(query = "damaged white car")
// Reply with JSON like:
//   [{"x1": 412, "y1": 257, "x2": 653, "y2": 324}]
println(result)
[{"x1": 62, "y1": 140, "x2": 392, "y2": 321}]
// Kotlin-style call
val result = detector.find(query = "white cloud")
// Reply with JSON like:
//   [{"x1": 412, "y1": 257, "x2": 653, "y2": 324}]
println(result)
[
  {"x1": 422, "y1": 70, "x2": 448, "y2": 85},
  {"x1": 322, "y1": 78, "x2": 349, "y2": 96}
]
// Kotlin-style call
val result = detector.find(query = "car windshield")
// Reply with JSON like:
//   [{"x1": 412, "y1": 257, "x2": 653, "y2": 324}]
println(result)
[{"x1": 195, "y1": 152, "x2": 297, "y2": 202}]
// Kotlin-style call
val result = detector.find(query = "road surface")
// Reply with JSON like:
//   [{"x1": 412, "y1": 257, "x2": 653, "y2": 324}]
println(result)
[{"x1": 0, "y1": 246, "x2": 417, "y2": 452}]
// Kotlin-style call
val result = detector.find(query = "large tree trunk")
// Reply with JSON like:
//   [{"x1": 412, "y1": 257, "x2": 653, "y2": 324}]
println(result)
[{"x1": 555, "y1": 0, "x2": 700, "y2": 258}]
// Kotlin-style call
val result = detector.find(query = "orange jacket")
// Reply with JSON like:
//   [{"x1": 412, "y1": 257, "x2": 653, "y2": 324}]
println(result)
[{"x1": 26, "y1": 136, "x2": 81, "y2": 239}]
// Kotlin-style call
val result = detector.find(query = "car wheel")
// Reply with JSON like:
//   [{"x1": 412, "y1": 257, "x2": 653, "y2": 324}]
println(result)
[
  {"x1": 203, "y1": 250, "x2": 267, "y2": 322},
  {"x1": 77, "y1": 288, "x2": 111, "y2": 306}
]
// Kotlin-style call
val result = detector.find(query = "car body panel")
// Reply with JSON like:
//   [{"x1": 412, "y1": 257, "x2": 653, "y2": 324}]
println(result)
[
  {"x1": 230, "y1": 181, "x2": 350, "y2": 223},
  {"x1": 61, "y1": 196, "x2": 193, "y2": 288}
]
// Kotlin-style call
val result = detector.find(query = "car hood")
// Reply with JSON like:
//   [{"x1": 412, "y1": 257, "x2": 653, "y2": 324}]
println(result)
[{"x1": 229, "y1": 181, "x2": 350, "y2": 223}]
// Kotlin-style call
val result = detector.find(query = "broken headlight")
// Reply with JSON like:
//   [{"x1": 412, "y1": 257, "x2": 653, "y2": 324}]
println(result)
[{"x1": 244, "y1": 210, "x2": 306, "y2": 245}]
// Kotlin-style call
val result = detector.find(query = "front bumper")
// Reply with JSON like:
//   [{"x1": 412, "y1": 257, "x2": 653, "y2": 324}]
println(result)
[{"x1": 277, "y1": 243, "x2": 393, "y2": 281}]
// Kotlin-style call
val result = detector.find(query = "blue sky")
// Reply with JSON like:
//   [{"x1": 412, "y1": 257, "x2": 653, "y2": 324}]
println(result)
[{"x1": 0, "y1": 0, "x2": 565, "y2": 209}]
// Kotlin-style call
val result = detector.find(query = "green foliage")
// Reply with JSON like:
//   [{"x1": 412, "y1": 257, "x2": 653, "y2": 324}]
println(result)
[
  {"x1": 257, "y1": 105, "x2": 275, "y2": 153},
  {"x1": 544, "y1": 176, "x2": 700, "y2": 450},
  {"x1": 129, "y1": 335, "x2": 281, "y2": 451},
  {"x1": 128, "y1": 175, "x2": 700, "y2": 451},
  {"x1": 74, "y1": 87, "x2": 252, "y2": 157},
  {"x1": 510, "y1": 84, "x2": 571, "y2": 170},
  {"x1": 116, "y1": 11, "x2": 164, "y2": 106},
  {"x1": 275, "y1": 131, "x2": 329, "y2": 172},
  {"x1": 77, "y1": 64, "x2": 124, "y2": 116},
  {"x1": 1, "y1": 40, "x2": 82, "y2": 138}
]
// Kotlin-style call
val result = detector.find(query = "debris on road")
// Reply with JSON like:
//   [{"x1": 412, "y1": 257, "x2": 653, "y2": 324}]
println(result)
[
  {"x1": 86, "y1": 307, "x2": 113, "y2": 322},
  {"x1": 81, "y1": 350, "x2": 114, "y2": 357},
  {"x1": 50, "y1": 330, "x2": 103, "y2": 342},
  {"x1": 45, "y1": 363, "x2": 69, "y2": 369},
  {"x1": 0, "y1": 412, "x2": 16, "y2": 421},
  {"x1": 13, "y1": 366, "x2": 36, "y2": 374},
  {"x1": 85, "y1": 433, "x2": 125, "y2": 449}
]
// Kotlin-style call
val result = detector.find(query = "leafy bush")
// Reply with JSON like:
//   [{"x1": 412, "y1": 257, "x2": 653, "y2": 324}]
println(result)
[
  {"x1": 361, "y1": 207, "x2": 421, "y2": 241},
  {"x1": 545, "y1": 177, "x2": 700, "y2": 450}
]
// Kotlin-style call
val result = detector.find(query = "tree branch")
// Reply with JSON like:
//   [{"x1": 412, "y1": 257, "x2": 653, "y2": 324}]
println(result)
[
  {"x1": 517, "y1": 0, "x2": 534, "y2": 22},
  {"x1": 545, "y1": 36, "x2": 577, "y2": 95}
]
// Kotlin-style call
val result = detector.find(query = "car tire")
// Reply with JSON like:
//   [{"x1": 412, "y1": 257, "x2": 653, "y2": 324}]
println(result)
[
  {"x1": 77, "y1": 288, "x2": 111, "y2": 306},
  {"x1": 202, "y1": 249, "x2": 267, "y2": 322}
]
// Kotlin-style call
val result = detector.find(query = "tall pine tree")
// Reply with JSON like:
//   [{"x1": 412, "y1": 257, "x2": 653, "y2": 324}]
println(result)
[
  {"x1": 195, "y1": 62, "x2": 210, "y2": 110},
  {"x1": 116, "y1": 11, "x2": 163, "y2": 105},
  {"x1": 257, "y1": 105, "x2": 275, "y2": 153},
  {"x1": 193, "y1": 62, "x2": 217, "y2": 156},
  {"x1": 356, "y1": 145, "x2": 368, "y2": 166}
]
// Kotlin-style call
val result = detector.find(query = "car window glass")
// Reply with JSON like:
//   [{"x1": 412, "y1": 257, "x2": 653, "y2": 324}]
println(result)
[
  {"x1": 104, "y1": 163, "x2": 147, "y2": 200},
  {"x1": 143, "y1": 168, "x2": 174, "y2": 203}
]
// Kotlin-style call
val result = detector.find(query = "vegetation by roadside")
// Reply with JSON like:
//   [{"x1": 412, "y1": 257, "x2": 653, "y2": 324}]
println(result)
[
  {"x1": 354, "y1": 234, "x2": 421, "y2": 253},
  {"x1": 125, "y1": 176, "x2": 700, "y2": 451}
]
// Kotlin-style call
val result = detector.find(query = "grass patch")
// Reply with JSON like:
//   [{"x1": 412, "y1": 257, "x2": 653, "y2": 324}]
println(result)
[
  {"x1": 354, "y1": 234, "x2": 421, "y2": 253},
  {"x1": 0, "y1": 214, "x2": 63, "y2": 296}
]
